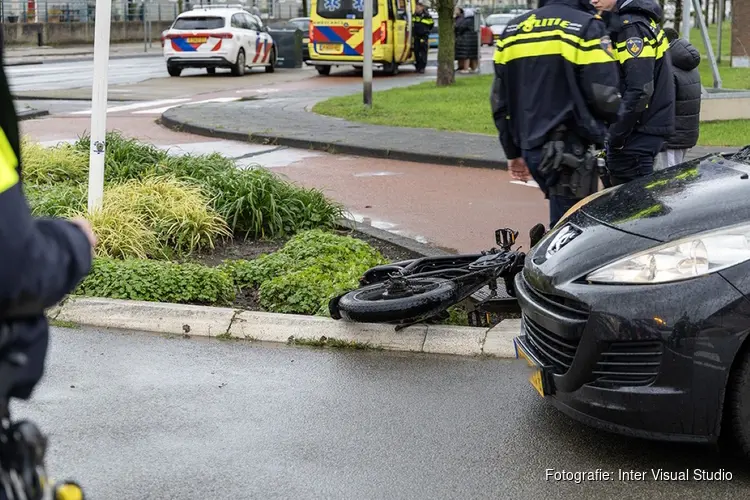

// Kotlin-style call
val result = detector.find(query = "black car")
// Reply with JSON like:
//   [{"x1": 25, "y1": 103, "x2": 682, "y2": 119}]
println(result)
[{"x1": 513, "y1": 147, "x2": 750, "y2": 456}]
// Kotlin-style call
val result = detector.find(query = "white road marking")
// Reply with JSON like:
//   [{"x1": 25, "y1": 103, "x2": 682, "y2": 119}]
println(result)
[
  {"x1": 510, "y1": 180, "x2": 540, "y2": 188},
  {"x1": 131, "y1": 96, "x2": 241, "y2": 114},
  {"x1": 236, "y1": 88, "x2": 279, "y2": 94},
  {"x1": 242, "y1": 149, "x2": 323, "y2": 169},
  {"x1": 353, "y1": 171, "x2": 402, "y2": 177},
  {"x1": 69, "y1": 98, "x2": 191, "y2": 115},
  {"x1": 156, "y1": 141, "x2": 276, "y2": 158}
]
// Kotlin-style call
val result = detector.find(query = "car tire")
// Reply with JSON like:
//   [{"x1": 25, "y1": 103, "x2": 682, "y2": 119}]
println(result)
[
  {"x1": 231, "y1": 49, "x2": 246, "y2": 77},
  {"x1": 336, "y1": 277, "x2": 458, "y2": 323},
  {"x1": 265, "y1": 48, "x2": 276, "y2": 73},
  {"x1": 206, "y1": 67, "x2": 216, "y2": 74},
  {"x1": 724, "y1": 348, "x2": 750, "y2": 458},
  {"x1": 167, "y1": 64, "x2": 181, "y2": 77},
  {"x1": 316, "y1": 65, "x2": 331, "y2": 76}
]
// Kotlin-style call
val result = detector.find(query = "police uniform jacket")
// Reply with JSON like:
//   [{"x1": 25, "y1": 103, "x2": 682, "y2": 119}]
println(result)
[
  {"x1": 490, "y1": 0, "x2": 622, "y2": 160},
  {"x1": 413, "y1": 10, "x2": 434, "y2": 39},
  {"x1": 605, "y1": 0, "x2": 675, "y2": 148},
  {"x1": 0, "y1": 32, "x2": 92, "y2": 400}
]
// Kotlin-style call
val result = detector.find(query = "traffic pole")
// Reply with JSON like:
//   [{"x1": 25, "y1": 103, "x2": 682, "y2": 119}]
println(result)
[
  {"x1": 87, "y1": 0, "x2": 113, "y2": 212},
  {"x1": 363, "y1": 0, "x2": 373, "y2": 107}
]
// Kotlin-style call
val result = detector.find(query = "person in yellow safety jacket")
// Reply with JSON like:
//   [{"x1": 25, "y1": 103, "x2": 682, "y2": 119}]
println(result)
[
  {"x1": 0, "y1": 27, "x2": 95, "y2": 500},
  {"x1": 490, "y1": 0, "x2": 622, "y2": 228},
  {"x1": 412, "y1": 2, "x2": 434, "y2": 74}
]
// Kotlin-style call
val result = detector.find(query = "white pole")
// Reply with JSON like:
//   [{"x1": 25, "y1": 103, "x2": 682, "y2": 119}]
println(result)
[
  {"x1": 87, "y1": 0, "x2": 113, "y2": 212},
  {"x1": 363, "y1": 0, "x2": 372, "y2": 107}
]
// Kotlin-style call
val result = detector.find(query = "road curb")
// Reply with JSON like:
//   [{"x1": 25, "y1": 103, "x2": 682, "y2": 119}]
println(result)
[
  {"x1": 5, "y1": 51, "x2": 162, "y2": 66},
  {"x1": 17, "y1": 109, "x2": 50, "y2": 121},
  {"x1": 337, "y1": 217, "x2": 455, "y2": 257},
  {"x1": 158, "y1": 114, "x2": 508, "y2": 171},
  {"x1": 51, "y1": 296, "x2": 520, "y2": 358}
]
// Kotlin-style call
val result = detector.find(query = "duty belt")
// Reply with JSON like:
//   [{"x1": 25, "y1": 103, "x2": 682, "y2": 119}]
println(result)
[{"x1": 538, "y1": 125, "x2": 599, "y2": 199}]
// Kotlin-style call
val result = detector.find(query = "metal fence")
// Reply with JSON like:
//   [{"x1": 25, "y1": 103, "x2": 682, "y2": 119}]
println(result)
[{"x1": 0, "y1": 0, "x2": 304, "y2": 23}]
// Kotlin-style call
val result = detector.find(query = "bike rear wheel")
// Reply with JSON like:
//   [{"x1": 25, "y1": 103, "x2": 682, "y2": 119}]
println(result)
[{"x1": 336, "y1": 277, "x2": 458, "y2": 323}]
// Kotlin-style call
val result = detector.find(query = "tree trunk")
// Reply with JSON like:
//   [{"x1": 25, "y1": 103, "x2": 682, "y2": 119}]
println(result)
[
  {"x1": 703, "y1": 0, "x2": 709, "y2": 25},
  {"x1": 436, "y1": 0, "x2": 455, "y2": 86},
  {"x1": 674, "y1": 0, "x2": 682, "y2": 33}
]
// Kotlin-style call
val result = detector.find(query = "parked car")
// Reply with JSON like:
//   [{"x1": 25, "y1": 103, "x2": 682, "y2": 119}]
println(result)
[
  {"x1": 162, "y1": 4, "x2": 276, "y2": 77},
  {"x1": 512, "y1": 147, "x2": 750, "y2": 457},
  {"x1": 485, "y1": 13, "x2": 516, "y2": 42},
  {"x1": 429, "y1": 15, "x2": 439, "y2": 48},
  {"x1": 427, "y1": 12, "x2": 491, "y2": 47},
  {"x1": 288, "y1": 16, "x2": 310, "y2": 61}
]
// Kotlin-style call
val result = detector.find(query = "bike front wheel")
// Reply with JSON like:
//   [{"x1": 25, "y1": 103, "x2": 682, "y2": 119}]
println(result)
[{"x1": 337, "y1": 277, "x2": 458, "y2": 323}]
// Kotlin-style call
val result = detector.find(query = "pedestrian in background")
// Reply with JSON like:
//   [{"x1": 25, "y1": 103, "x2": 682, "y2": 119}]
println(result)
[
  {"x1": 454, "y1": 7, "x2": 478, "y2": 74},
  {"x1": 412, "y1": 1, "x2": 434, "y2": 74},
  {"x1": 655, "y1": 27, "x2": 702, "y2": 170}
]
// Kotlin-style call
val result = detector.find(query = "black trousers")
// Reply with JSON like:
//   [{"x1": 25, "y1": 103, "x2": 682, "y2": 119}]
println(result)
[
  {"x1": 414, "y1": 36, "x2": 428, "y2": 72},
  {"x1": 606, "y1": 132, "x2": 664, "y2": 186}
]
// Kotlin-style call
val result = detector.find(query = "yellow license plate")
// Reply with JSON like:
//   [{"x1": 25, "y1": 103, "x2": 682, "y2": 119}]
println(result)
[
  {"x1": 318, "y1": 43, "x2": 343, "y2": 53},
  {"x1": 187, "y1": 37, "x2": 207, "y2": 43},
  {"x1": 516, "y1": 341, "x2": 545, "y2": 398}
]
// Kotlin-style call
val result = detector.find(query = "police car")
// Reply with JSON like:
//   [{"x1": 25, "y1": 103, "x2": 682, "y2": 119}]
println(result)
[{"x1": 163, "y1": 4, "x2": 276, "y2": 77}]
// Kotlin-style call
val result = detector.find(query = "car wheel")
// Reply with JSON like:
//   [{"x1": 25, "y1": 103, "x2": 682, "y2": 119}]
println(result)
[
  {"x1": 206, "y1": 67, "x2": 216, "y2": 75},
  {"x1": 167, "y1": 64, "x2": 181, "y2": 77},
  {"x1": 265, "y1": 48, "x2": 276, "y2": 73},
  {"x1": 336, "y1": 277, "x2": 457, "y2": 323},
  {"x1": 724, "y1": 348, "x2": 750, "y2": 458},
  {"x1": 316, "y1": 65, "x2": 331, "y2": 76},
  {"x1": 231, "y1": 49, "x2": 246, "y2": 77}
]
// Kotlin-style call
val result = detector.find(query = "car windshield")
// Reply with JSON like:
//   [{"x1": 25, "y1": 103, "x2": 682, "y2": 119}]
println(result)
[
  {"x1": 315, "y1": 0, "x2": 378, "y2": 19},
  {"x1": 172, "y1": 16, "x2": 225, "y2": 30},
  {"x1": 486, "y1": 14, "x2": 513, "y2": 26}
]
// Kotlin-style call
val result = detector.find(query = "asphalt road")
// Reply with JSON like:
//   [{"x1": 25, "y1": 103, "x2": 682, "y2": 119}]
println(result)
[
  {"x1": 11, "y1": 327, "x2": 749, "y2": 499},
  {"x1": 5, "y1": 56, "x2": 171, "y2": 92}
]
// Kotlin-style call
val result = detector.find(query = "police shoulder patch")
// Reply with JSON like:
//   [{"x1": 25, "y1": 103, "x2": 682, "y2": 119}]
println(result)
[
  {"x1": 599, "y1": 35, "x2": 615, "y2": 59},
  {"x1": 625, "y1": 36, "x2": 644, "y2": 57}
]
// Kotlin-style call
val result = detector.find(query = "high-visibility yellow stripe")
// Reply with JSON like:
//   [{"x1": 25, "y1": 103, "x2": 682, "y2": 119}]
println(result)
[
  {"x1": 0, "y1": 128, "x2": 19, "y2": 194},
  {"x1": 494, "y1": 38, "x2": 615, "y2": 65},
  {"x1": 497, "y1": 29, "x2": 602, "y2": 49}
]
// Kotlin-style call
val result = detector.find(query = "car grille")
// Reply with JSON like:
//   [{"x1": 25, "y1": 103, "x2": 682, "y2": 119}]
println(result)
[
  {"x1": 591, "y1": 341, "x2": 663, "y2": 387},
  {"x1": 522, "y1": 280, "x2": 589, "y2": 320},
  {"x1": 523, "y1": 315, "x2": 580, "y2": 374}
]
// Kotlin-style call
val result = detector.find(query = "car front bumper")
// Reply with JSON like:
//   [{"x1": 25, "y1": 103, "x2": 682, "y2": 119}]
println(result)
[{"x1": 512, "y1": 261, "x2": 750, "y2": 444}]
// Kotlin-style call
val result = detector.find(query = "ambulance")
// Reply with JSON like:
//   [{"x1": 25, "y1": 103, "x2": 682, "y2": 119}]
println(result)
[{"x1": 307, "y1": 0, "x2": 417, "y2": 75}]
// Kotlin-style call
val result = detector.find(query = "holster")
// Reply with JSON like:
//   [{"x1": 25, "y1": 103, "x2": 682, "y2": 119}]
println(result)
[{"x1": 538, "y1": 125, "x2": 599, "y2": 199}]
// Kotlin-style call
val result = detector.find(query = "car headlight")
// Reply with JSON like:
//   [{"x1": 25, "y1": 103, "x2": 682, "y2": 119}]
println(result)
[{"x1": 586, "y1": 222, "x2": 750, "y2": 284}]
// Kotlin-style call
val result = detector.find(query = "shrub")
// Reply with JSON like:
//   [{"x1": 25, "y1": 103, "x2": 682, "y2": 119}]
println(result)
[
  {"x1": 24, "y1": 182, "x2": 86, "y2": 217},
  {"x1": 68, "y1": 176, "x2": 230, "y2": 259},
  {"x1": 76, "y1": 258, "x2": 235, "y2": 305},
  {"x1": 103, "y1": 176, "x2": 231, "y2": 257},
  {"x1": 20, "y1": 138, "x2": 88, "y2": 184},
  {"x1": 25, "y1": 133, "x2": 346, "y2": 240},
  {"x1": 220, "y1": 230, "x2": 387, "y2": 315},
  {"x1": 80, "y1": 205, "x2": 159, "y2": 259},
  {"x1": 74, "y1": 131, "x2": 169, "y2": 182}
]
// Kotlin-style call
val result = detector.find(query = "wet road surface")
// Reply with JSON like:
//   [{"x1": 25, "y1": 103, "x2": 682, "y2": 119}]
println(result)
[{"x1": 13, "y1": 327, "x2": 749, "y2": 499}]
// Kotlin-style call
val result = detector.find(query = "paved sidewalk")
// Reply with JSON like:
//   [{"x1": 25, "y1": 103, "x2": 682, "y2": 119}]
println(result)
[
  {"x1": 4, "y1": 42, "x2": 162, "y2": 65},
  {"x1": 161, "y1": 79, "x2": 740, "y2": 171}
]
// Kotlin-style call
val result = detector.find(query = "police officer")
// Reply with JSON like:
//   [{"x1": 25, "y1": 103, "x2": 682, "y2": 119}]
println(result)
[
  {"x1": 0, "y1": 28, "x2": 95, "y2": 499},
  {"x1": 412, "y1": 1, "x2": 434, "y2": 74},
  {"x1": 491, "y1": 0, "x2": 621, "y2": 228},
  {"x1": 591, "y1": 0, "x2": 675, "y2": 186}
]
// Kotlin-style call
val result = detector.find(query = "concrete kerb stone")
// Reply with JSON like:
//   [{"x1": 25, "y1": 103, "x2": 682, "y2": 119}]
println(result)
[
  {"x1": 51, "y1": 296, "x2": 520, "y2": 358},
  {"x1": 158, "y1": 109, "x2": 509, "y2": 171}
]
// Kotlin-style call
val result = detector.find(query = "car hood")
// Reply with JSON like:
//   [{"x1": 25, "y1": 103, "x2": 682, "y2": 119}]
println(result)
[
  {"x1": 489, "y1": 25, "x2": 506, "y2": 34},
  {"x1": 578, "y1": 153, "x2": 750, "y2": 242}
]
